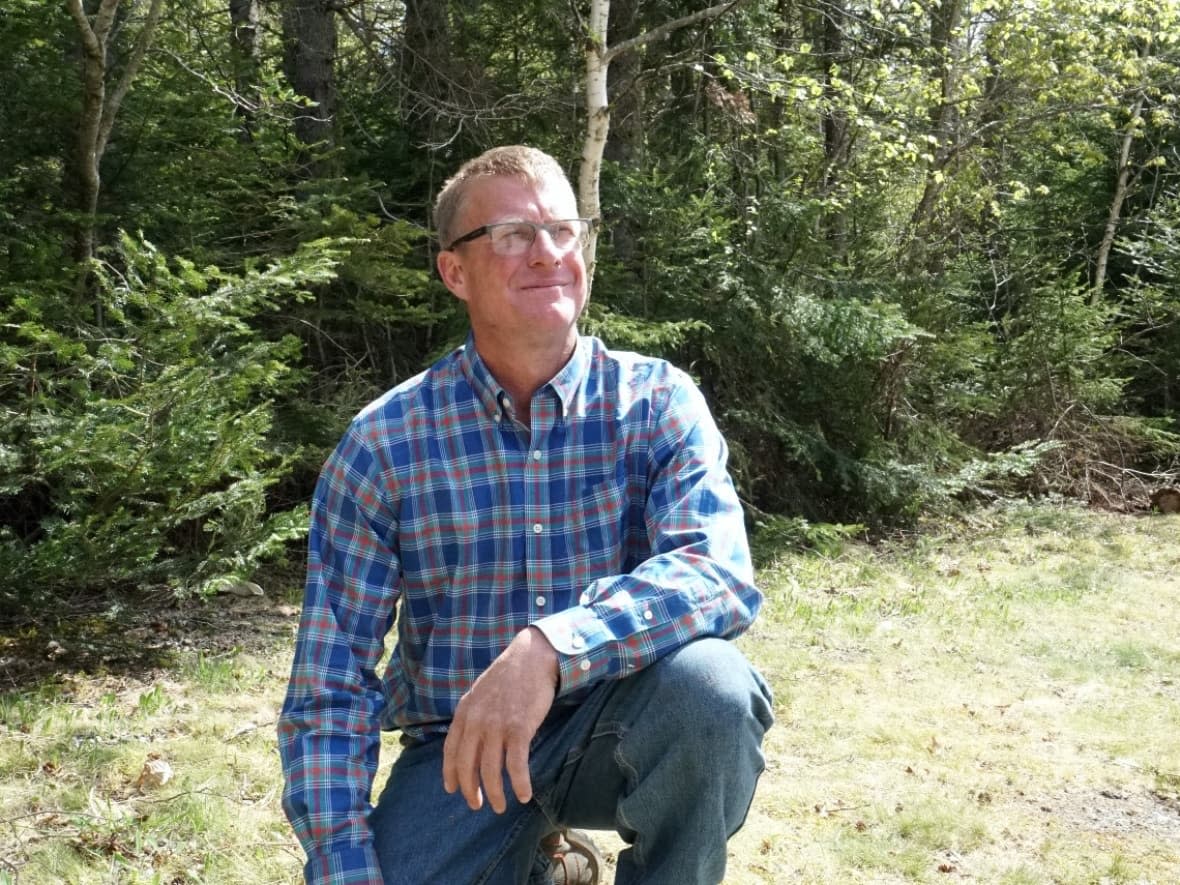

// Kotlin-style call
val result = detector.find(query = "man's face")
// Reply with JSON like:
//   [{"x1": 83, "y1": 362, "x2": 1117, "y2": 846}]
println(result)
[{"x1": 437, "y1": 174, "x2": 588, "y2": 354}]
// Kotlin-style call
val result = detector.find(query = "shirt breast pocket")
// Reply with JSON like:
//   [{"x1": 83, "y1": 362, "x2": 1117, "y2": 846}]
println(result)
[{"x1": 572, "y1": 473, "x2": 629, "y2": 563}]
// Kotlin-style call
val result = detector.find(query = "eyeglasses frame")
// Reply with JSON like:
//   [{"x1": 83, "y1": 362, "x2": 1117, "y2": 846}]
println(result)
[{"x1": 443, "y1": 218, "x2": 595, "y2": 254}]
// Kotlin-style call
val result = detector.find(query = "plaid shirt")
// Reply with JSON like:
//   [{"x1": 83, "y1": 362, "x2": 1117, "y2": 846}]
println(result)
[{"x1": 278, "y1": 334, "x2": 762, "y2": 883}]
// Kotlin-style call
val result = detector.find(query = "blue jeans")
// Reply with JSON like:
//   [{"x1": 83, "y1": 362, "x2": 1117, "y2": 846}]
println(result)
[{"x1": 370, "y1": 638, "x2": 774, "y2": 884}]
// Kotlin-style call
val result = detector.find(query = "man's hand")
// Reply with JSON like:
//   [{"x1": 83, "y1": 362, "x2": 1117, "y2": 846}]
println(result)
[{"x1": 442, "y1": 626, "x2": 559, "y2": 813}]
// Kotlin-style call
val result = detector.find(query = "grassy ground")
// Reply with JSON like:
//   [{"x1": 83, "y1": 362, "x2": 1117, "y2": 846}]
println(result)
[{"x1": 1, "y1": 500, "x2": 1178, "y2": 883}]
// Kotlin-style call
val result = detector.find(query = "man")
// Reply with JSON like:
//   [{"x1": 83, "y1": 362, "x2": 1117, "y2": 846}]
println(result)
[{"x1": 278, "y1": 145, "x2": 774, "y2": 885}]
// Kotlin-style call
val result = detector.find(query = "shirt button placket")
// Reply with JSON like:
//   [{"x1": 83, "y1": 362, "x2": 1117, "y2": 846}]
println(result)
[{"x1": 526, "y1": 430, "x2": 545, "y2": 597}]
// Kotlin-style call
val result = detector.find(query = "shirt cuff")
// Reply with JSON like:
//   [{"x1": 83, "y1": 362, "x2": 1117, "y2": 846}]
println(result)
[
  {"x1": 531, "y1": 601, "x2": 613, "y2": 694},
  {"x1": 303, "y1": 840, "x2": 383, "y2": 885}
]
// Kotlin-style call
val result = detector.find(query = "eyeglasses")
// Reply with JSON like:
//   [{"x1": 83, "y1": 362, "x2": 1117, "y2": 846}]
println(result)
[{"x1": 444, "y1": 219, "x2": 593, "y2": 256}]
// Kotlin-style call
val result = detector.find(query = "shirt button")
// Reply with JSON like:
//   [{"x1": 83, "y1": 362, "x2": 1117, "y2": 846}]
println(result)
[
  {"x1": 532, "y1": 523, "x2": 543, "y2": 534},
  {"x1": 571, "y1": 635, "x2": 585, "y2": 649},
  {"x1": 536, "y1": 596, "x2": 546, "y2": 607},
  {"x1": 579, "y1": 660, "x2": 591, "y2": 672},
  {"x1": 531, "y1": 450, "x2": 542, "y2": 461},
  {"x1": 643, "y1": 609, "x2": 653, "y2": 621}
]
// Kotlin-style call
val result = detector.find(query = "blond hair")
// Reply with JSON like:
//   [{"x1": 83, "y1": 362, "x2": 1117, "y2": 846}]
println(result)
[{"x1": 433, "y1": 145, "x2": 575, "y2": 248}]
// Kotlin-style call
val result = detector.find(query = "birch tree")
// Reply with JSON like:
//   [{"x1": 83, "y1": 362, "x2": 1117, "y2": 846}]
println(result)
[{"x1": 579, "y1": 0, "x2": 747, "y2": 279}]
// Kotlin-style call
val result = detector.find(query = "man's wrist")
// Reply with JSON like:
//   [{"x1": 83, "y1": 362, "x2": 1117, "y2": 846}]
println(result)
[{"x1": 525, "y1": 625, "x2": 560, "y2": 687}]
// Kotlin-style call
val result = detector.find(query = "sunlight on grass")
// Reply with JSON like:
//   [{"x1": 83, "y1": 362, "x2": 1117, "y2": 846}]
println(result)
[
  {"x1": 2, "y1": 501, "x2": 1178, "y2": 883},
  {"x1": 729, "y1": 502, "x2": 1180, "y2": 883}
]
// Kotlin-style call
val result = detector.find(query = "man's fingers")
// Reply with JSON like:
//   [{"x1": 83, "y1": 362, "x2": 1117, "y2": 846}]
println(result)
[
  {"x1": 442, "y1": 718, "x2": 484, "y2": 810},
  {"x1": 505, "y1": 738, "x2": 533, "y2": 806},
  {"x1": 457, "y1": 737, "x2": 485, "y2": 811},
  {"x1": 440, "y1": 629, "x2": 559, "y2": 814},
  {"x1": 481, "y1": 740, "x2": 509, "y2": 813}
]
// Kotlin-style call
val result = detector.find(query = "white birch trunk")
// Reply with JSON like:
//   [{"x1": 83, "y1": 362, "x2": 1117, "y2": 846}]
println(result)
[
  {"x1": 579, "y1": 0, "x2": 611, "y2": 286},
  {"x1": 577, "y1": 0, "x2": 746, "y2": 289},
  {"x1": 1093, "y1": 95, "x2": 1144, "y2": 302}
]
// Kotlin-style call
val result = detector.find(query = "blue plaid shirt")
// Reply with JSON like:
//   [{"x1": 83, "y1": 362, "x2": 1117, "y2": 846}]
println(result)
[{"x1": 278, "y1": 334, "x2": 762, "y2": 883}]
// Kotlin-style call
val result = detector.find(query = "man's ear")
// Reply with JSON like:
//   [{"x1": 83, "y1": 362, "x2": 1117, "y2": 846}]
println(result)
[{"x1": 436, "y1": 249, "x2": 469, "y2": 301}]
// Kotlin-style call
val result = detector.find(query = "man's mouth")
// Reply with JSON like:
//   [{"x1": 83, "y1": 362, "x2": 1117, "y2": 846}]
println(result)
[{"x1": 523, "y1": 281, "x2": 571, "y2": 290}]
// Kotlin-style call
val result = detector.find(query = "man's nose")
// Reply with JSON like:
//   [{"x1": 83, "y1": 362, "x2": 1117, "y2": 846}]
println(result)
[{"x1": 528, "y1": 228, "x2": 565, "y2": 264}]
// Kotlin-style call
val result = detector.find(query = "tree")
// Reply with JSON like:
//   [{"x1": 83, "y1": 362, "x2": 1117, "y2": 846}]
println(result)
[
  {"x1": 228, "y1": 0, "x2": 262, "y2": 139},
  {"x1": 64, "y1": 0, "x2": 165, "y2": 299},
  {"x1": 580, "y1": 0, "x2": 748, "y2": 277},
  {"x1": 281, "y1": 0, "x2": 338, "y2": 176}
]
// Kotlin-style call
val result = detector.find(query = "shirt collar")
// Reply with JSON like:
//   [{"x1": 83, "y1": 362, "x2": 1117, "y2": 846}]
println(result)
[
  {"x1": 456, "y1": 332, "x2": 590, "y2": 421},
  {"x1": 547, "y1": 335, "x2": 590, "y2": 417},
  {"x1": 456, "y1": 333, "x2": 505, "y2": 422}
]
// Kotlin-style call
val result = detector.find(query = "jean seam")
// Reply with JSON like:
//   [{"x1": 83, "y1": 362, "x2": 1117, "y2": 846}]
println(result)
[
  {"x1": 611, "y1": 729, "x2": 645, "y2": 871},
  {"x1": 472, "y1": 803, "x2": 543, "y2": 885}
]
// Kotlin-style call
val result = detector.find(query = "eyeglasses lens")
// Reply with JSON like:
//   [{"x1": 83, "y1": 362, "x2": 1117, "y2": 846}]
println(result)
[{"x1": 488, "y1": 221, "x2": 587, "y2": 256}]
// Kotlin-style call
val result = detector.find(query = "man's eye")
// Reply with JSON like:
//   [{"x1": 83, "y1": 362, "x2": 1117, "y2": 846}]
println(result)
[
  {"x1": 552, "y1": 223, "x2": 581, "y2": 243},
  {"x1": 505, "y1": 224, "x2": 535, "y2": 241}
]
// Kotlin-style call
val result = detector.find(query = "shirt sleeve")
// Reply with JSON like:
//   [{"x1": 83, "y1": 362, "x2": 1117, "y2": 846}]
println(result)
[
  {"x1": 277, "y1": 425, "x2": 399, "y2": 884},
  {"x1": 532, "y1": 371, "x2": 762, "y2": 694}
]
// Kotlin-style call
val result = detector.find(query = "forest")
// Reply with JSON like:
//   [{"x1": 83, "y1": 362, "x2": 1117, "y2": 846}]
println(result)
[{"x1": 2, "y1": 0, "x2": 1179, "y2": 605}]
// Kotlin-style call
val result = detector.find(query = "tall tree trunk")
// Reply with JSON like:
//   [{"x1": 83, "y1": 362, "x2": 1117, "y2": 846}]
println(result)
[
  {"x1": 1093, "y1": 94, "x2": 1145, "y2": 301},
  {"x1": 228, "y1": 0, "x2": 261, "y2": 140},
  {"x1": 65, "y1": 0, "x2": 165, "y2": 307},
  {"x1": 818, "y1": 0, "x2": 848, "y2": 256},
  {"x1": 580, "y1": 0, "x2": 613, "y2": 284},
  {"x1": 401, "y1": 0, "x2": 457, "y2": 171},
  {"x1": 580, "y1": 0, "x2": 748, "y2": 284},
  {"x1": 819, "y1": 0, "x2": 847, "y2": 183},
  {"x1": 603, "y1": 0, "x2": 643, "y2": 171},
  {"x1": 281, "y1": 0, "x2": 338, "y2": 178},
  {"x1": 909, "y1": 0, "x2": 966, "y2": 248}
]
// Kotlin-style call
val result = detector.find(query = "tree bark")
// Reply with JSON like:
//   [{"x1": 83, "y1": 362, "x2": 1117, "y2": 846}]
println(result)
[
  {"x1": 820, "y1": 0, "x2": 847, "y2": 181},
  {"x1": 908, "y1": 0, "x2": 966, "y2": 244},
  {"x1": 769, "y1": 0, "x2": 790, "y2": 181},
  {"x1": 580, "y1": 0, "x2": 613, "y2": 283},
  {"x1": 401, "y1": 0, "x2": 457, "y2": 155},
  {"x1": 602, "y1": 0, "x2": 644, "y2": 267},
  {"x1": 818, "y1": 0, "x2": 849, "y2": 254},
  {"x1": 65, "y1": 0, "x2": 165, "y2": 296},
  {"x1": 1092, "y1": 94, "x2": 1144, "y2": 301},
  {"x1": 281, "y1": 0, "x2": 338, "y2": 177},
  {"x1": 604, "y1": 0, "x2": 644, "y2": 171},
  {"x1": 229, "y1": 0, "x2": 261, "y2": 140},
  {"x1": 580, "y1": 0, "x2": 747, "y2": 283}
]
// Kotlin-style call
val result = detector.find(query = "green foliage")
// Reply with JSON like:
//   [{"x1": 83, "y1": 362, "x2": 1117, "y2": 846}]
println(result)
[
  {"x1": 751, "y1": 515, "x2": 865, "y2": 561},
  {"x1": 3, "y1": 0, "x2": 1180, "y2": 604},
  {"x1": 0, "y1": 234, "x2": 343, "y2": 599}
]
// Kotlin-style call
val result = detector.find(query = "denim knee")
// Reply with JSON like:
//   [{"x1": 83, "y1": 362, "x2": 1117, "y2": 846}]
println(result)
[{"x1": 646, "y1": 638, "x2": 774, "y2": 740}]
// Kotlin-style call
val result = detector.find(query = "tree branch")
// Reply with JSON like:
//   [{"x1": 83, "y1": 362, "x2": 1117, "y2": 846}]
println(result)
[
  {"x1": 65, "y1": 0, "x2": 102, "y2": 59},
  {"x1": 603, "y1": 0, "x2": 747, "y2": 63},
  {"x1": 97, "y1": 0, "x2": 167, "y2": 160}
]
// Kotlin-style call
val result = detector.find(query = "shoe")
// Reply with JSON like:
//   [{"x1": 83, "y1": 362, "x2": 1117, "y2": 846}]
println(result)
[{"x1": 541, "y1": 828, "x2": 603, "y2": 885}]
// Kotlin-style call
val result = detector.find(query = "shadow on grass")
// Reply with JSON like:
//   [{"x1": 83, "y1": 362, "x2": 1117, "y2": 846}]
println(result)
[{"x1": 0, "y1": 584, "x2": 302, "y2": 692}]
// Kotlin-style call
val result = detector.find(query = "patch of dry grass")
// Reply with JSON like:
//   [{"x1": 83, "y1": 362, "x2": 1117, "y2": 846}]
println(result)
[
  {"x1": 2, "y1": 501, "x2": 1178, "y2": 883},
  {"x1": 715, "y1": 501, "x2": 1180, "y2": 884}
]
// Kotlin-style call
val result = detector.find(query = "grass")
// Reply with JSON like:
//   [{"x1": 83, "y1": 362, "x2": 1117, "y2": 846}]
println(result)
[{"x1": 2, "y1": 500, "x2": 1179, "y2": 883}]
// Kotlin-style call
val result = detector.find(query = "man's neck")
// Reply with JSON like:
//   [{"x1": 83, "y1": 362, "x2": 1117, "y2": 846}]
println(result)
[{"x1": 474, "y1": 331, "x2": 577, "y2": 423}]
